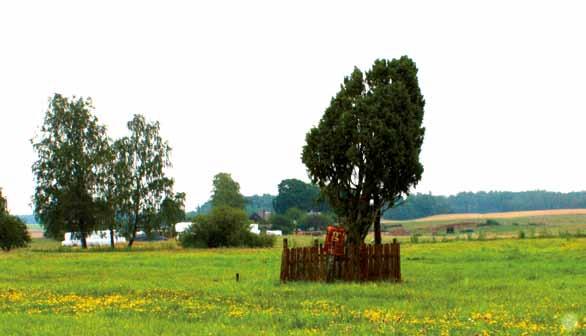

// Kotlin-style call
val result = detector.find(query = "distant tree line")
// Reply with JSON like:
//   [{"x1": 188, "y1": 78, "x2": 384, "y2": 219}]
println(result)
[
  {"x1": 384, "y1": 191, "x2": 586, "y2": 220},
  {"x1": 186, "y1": 178, "x2": 336, "y2": 235},
  {"x1": 187, "y1": 193, "x2": 276, "y2": 219},
  {"x1": 189, "y1": 179, "x2": 330, "y2": 217}
]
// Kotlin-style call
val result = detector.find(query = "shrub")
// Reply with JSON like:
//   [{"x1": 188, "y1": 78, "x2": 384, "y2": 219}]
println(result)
[
  {"x1": 269, "y1": 214, "x2": 295, "y2": 234},
  {"x1": 479, "y1": 219, "x2": 500, "y2": 227},
  {"x1": 243, "y1": 232, "x2": 275, "y2": 248},
  {"x1": 477, "y1": 230, "x2": 487, "y2": 241},
  {"x1": 0, "y1": 214, "x2": 31, "y2": 251},
  {"x1": 180, "y1": 207, "x2": 274, "y2": 248},
  {"x1": 539, "y1": 228, "x2": 553, "y2": 238},
  {"x1": 298, "y1": 213, "x2": 333, "y2": 231},
  {"x1": 410, "y1": 233, "x2": 420, "y2": 244},
  {"x1": 284, "y1": 207, "x2": 304, "y2": 223},
  {"x1": 518, "y1": 230, "x2": 526, "y2": 239}
]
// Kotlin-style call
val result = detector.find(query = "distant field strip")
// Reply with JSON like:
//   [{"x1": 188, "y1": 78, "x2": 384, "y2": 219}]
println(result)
[{"x1": 386, "y1": 208, "x2": 586, "y2": 223}]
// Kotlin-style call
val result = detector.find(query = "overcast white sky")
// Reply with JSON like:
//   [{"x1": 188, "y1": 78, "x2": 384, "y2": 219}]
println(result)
[{"x1": 1, "y1": 1, "x2": 585, "y2": 215}]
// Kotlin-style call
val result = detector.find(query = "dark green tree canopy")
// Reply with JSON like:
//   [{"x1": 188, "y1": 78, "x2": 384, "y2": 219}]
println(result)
[
  {"x1": 0, "y1": 188, "x2": 31, "y2": 251},
  {"x1": 298, "y1": 213, "x2": 333, "y2": 232},
  {"x1": 159, "y1": 192, "x2": 186, "y2": 236},
  {"x1": 0, "y1": 189, "x2": 6, "y2": 215},
  {"x1": 269, "y1": 213, "x2": 296, "y2": 234},
  {"x1": 32, "y1": 94, "x2": 112, "y2": 247},
  {"x1": 273, "y1": 178, "x2": 328, "y2": 214},
  {"x1": 302, "y1": 56, "x2": 425, "y2": 244},
  {"x1": 284, "y1": 207, "x2": 305, "y2": 222},
  {"x1": 0, "y1": 213, "x2": 31, "y2": 252},
  {"x1": 211, "y1": 173, "x2": 245, "y2": 210}
]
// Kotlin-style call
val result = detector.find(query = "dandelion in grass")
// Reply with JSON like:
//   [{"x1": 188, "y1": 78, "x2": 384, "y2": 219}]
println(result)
[{"x1": 560, "y1": 313, "x2": 578, "y2": 333}]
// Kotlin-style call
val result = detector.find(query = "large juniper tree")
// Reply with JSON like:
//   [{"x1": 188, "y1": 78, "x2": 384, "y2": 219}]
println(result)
[
  {"x1": 302, "y1": 56, "x2": 425, "y2": 244},
  {"x1": 114, "y1": 114, "x2": 173, "y2": 247},
  {"x1": 32, "y1": 94, "x2": 111, "y2": 248}
]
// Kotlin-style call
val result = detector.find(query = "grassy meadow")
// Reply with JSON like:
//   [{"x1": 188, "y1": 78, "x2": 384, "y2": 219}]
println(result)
[{"x1": 0, "y1": 236, "x2": 584, "y2": 335}]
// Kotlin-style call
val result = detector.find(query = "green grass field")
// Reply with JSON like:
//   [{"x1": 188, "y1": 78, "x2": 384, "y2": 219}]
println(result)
[
  {"x1": 1, "y1": 237, "x2": 584, "y2": 335},
  {"x1": 383, "y1": 213, "x2": 586, "y2": 241}
]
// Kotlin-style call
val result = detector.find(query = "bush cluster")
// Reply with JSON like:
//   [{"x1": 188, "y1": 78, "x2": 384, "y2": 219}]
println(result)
[
  {"x1": 268, "y1": 208, "x2": 336, "y2": 234},
  {"x1": 0, "y1": 213, "x2": 31, "y2": 251},
  {"x1": 180, "y1": 207, "x2": 274, "y2": 248},
  {"x1": 479, "y1": 219, "x2": 500, "y2": 227}
]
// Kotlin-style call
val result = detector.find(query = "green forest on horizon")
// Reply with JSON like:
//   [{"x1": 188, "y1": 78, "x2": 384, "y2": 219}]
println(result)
[
  {"x1": 185, "y1": 190, "x2": 586, "y2": 221},
  {"x1": 19, "y1": 190, "x2": 586, "y2": 224}
]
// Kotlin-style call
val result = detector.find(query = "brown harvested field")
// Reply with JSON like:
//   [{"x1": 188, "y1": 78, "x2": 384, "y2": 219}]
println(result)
[
  {"x1": 389, "y1": 208, "x2": 586, "y2": 223},
  {"x1": 28, "y1": 230, "x2": 44, "y2": 239}
]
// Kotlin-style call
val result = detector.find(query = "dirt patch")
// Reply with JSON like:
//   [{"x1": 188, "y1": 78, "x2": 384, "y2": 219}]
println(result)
[{"x1": 28, "y1": 230, "x2": 44, "y2": 239}]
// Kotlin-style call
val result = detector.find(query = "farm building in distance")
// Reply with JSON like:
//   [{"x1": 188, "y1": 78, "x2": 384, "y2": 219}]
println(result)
[{"x1": 431, "y1": 222, "x2": 477, "y2": 235}]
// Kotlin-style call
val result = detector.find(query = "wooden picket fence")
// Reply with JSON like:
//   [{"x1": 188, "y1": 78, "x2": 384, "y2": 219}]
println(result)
[{"x1": 280, "y1": 239, "x2": 401, "y2": 282}]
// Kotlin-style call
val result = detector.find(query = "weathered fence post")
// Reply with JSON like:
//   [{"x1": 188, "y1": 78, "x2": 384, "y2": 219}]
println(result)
[
  {"x1": 326, "y1": 255, "x2": 335, "y2": 283},
  {"x1": 280, "y1": 238, "x2": 289, "y2": 282},
  {"x1": 391, "y1": 238, "x2": 401, "y2": 282},
  {"x1": 382, "y1": 243, "x2": 390, "y2": 280}
]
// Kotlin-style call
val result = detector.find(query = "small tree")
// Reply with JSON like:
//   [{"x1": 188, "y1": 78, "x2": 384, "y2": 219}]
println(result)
[
  {"x1": 0, "y1": 191, "x2": 31, "y2": 251},
  {"x1": 0, "y1": 188, "x2": 6, "y2": 214},
  {"x1": 284, "y1": 207, "x2": 304, "y2": 224},
  {"x1": 0, "y1": 214, "x2": 31, "y2": 251},
  {"x1": 302, "y1": 56, "x2": 425, "y2": 244},
  {"x1": 159, "y1": 192, "x2": 186, "y2": 237},
  {"x1": 211, "y1": 173, "x2": 245, "y2": 209}
]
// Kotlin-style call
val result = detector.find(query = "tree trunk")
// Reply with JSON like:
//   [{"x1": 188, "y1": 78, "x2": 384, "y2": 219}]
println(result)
[
  {"x1": 109, "y1": 225, "x2": 115, "y2": 248},
  {"x1": 345, "y1": 212, "x2": 362, "y2": 245},
  {"x1": 127, "y1": 229, "x2": 136, "y2": 247},
  {"x1": 374, "y1": 208, "x2": 382, "y2": 245},
  {"x1": 127, "y1": 216, "x2": 138, "y2": 247},
  {"x1": 346, "y1": 216, "x2": 371, "y2": 245},
  {"x1": 79, "y1": 218, "x2": 88, "y2": 249}
]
